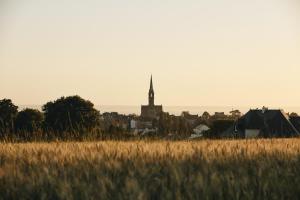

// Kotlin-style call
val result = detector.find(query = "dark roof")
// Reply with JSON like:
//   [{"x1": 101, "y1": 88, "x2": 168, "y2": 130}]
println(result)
[
  {"x1": 290, "y1": 117, "x2": 300, "y2": 133},
  {"x1": 235, "y1": 109, "x2": 299, "y2": 137},
  {"x1": 230, "y1": 110, "x2": 241, "y2": 113}
]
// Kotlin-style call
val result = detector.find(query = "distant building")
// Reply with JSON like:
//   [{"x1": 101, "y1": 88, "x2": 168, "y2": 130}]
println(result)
[
  {"x1": 141, "y1": 75, "x2": 163, "y2": 120},
  {"x1": 101, "y1": 112, "x2": 132, "y2": 131},
  {"x1": 190, "y1": 124, "x2": 210, "y2": 139},
  {"x1": 130, "y1": 119, "x2": 138, "y2": 129},
  {"x1": 231, "y1": 108, "x2": 299, "y2": 138},
  {"x1": 290, "y1": 116, "x2": 300, "y2": 133},
  {"x1": 211, "y1": 112, "x2": 227, "y2": 120},
  {"x1": 181, "y1": 111, "x2": 199, "y2": 126}
]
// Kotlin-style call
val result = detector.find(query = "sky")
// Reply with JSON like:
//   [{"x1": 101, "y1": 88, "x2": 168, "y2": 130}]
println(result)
[{"x1": 0, "y1": 0, "x2": 299, "y2": 107}]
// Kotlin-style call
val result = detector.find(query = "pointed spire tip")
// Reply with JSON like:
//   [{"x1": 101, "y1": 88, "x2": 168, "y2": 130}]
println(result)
[{"x1": 150, "y1": 75, "x2": 153, "y2": 91}]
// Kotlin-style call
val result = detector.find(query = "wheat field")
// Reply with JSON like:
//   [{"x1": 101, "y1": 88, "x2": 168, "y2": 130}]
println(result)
[{"x1": 0, "y1": 139, "x2": 300, "y2": 199}]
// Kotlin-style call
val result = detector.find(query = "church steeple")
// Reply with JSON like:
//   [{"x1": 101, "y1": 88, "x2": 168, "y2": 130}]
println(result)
[
  {"x1": 141, "y1": 75, "x2": 163, "y2": 119},
  {"x1": 150, "y1": 75, "x2": 153, "y2": 91},
  {"x1": 148, "y1": 75, "x2": 154, "y2": 106}
]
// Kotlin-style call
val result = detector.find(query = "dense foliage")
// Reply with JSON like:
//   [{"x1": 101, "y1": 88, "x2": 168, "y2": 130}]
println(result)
[
  {"x1": 15, "y1": 108, "x2": 44, "y2": 133},
  {"x1": 0, "y1": 99, "x2": 18, "y2": 135},
  {"x1": 43, "y1": 96, "x2": 100, "y2": 134},
  {"x1": 0, "y1": 139, "x2": 300, "y2": 199},
  {"x1": 0, "y1": 97, "x2": 103, "y2": 140},
  {"x1": 206, "y1": 120, "x2": 235, "y2": 138}
]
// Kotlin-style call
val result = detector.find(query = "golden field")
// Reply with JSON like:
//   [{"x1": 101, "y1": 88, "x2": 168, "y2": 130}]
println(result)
[{"x1": 0, "y1": 139, "x2": 300, "y2": 199}]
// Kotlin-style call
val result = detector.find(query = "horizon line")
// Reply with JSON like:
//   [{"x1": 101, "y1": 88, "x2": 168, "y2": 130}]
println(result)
[{"x1": 17, "y1": 104, "x2": 300, "y2": 108}]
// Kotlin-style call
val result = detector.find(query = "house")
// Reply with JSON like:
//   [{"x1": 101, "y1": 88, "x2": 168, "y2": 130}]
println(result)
[
  {"x1": 102, "y1": 112, "x2": 131, "y2": 131},
  {"x1": 189, "y1": 124, "x2": 210, "y2": 139},
  {"x1": 181, "y1": 111, "x2": 199, "y2": 126},
  {"x1": 130, "y1": 119, "x2": 138, "y2": 129},
  {"x1": 211, "y1": 112, "x2": 227, "y2": 120},
  {"x1": 230, "y1": 108, "x2": 299, "y2": 138},
  {"x1": 290, "y1": 116, "x2": 300, "y2": 133}
]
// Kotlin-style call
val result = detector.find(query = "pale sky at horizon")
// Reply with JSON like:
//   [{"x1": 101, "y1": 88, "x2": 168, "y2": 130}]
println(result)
[{"x1": 0, "y1": 0, "x2": 299, "y2": 107}]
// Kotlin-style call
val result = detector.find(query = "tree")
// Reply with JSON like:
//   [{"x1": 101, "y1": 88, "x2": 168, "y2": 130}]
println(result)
[
  {"x1": 42, "y1": 96, "x2": 100, "y2": 134},
  {"x1": 158, "y1": 112, "x2": 173, "y2": 135},
  {"x1": 207, "y1": 120, "x2": 235, "y2": 138},
  {"x1": 0, "y1": 99, "x2": 18, "y2": 135},
  {"x1": 15, "y1": 109, "x2": 44, "y2": 133},
  {"x1": 178, "y1": 117, "x2": 190, "y2": 135},
  {"x1": 202, "y1": 111, "x2": 211, "y2": 121},
  {"x1": 290, "y1": 112, "x2": 299, "y2": 117}
]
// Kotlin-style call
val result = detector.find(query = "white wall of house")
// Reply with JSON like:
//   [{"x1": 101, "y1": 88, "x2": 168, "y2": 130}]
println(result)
[
  {"x1": 193, "y1": 124, "x2": 210, "y2": 135},
  {"x1": 245, "y1": 129, "x2": 260, "y2": 138},
  {"x1": 130, "y1": 120, "x2": 137, "y2": 129}
]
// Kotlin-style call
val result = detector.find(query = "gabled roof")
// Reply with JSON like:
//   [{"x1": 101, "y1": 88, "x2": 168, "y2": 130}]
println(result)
[
  {"x1": 235, "y1": 109, "x2": 299, "y2": 137},
  {"x1": 290, "y1": 116, "x2": 300, "y2": 133}
]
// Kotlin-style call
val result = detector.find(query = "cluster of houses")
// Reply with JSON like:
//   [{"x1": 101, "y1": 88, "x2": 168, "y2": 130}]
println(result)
[
  {"x1": 100, "y1": 77, "x2": 300, "y2": 139},
  {"x1": 100, "y1": 110, "x2": 240, "y2": 136},
  {"x1": 100, "y1": 108, "x2": 300, "y2": 139}
]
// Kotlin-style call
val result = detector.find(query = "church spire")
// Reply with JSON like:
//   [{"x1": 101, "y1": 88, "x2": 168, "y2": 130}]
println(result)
[
  {"x1": 150, "y1": 75, "x2": 153, "y2": 91},
  {"x1": 148, "y1": 75, "x2": 154, "y2": 106}
]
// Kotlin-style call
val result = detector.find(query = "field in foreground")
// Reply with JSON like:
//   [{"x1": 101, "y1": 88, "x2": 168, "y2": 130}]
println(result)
[{"x1": 0, "y1": 139, "x2": 300, "y2": 200}]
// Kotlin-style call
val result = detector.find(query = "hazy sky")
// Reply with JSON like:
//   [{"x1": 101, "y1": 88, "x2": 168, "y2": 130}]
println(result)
[{"x1": 0, "y1": 0, "x2": 299, "y2": 107}]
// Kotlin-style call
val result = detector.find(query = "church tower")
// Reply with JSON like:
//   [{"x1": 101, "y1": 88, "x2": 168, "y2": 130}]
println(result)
[
  {"x1": 148, "y1": 75, "x2": 154, "y2": 106},
  {"x1": 141, "y1": 75, "x2": 163, "y2": 120}
]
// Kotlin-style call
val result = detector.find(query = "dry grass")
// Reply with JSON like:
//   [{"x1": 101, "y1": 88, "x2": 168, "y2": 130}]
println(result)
[{"x1": 0, "y1": 139, "x2": 300, "y2": 199}]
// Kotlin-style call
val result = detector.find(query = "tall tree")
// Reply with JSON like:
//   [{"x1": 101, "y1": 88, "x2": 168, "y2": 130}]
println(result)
[
  {"x1": 15, "y1": 109, "x2": 44, "y2": 133},
  {"x1": 43, "y1": 96, "x2": 100, "y2": 134},
  {"x1": 0, "y1": 99, "x2": 18, "y2": 134}
]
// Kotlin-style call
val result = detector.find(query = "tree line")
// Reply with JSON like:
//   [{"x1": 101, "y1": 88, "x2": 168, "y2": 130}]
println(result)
[{"x1": 0, "y1": 96, "x2": 101, "y2": 141}]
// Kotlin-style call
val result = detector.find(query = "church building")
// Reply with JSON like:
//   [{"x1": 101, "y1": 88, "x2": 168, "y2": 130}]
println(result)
[{"x1": 141, "y1": 76, "x2": 163, "y2": 120}]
